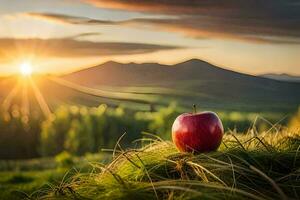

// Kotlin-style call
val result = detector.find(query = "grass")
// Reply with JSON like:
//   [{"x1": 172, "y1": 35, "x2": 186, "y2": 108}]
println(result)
[
  {"x1": 27, "y1": 127, "x2": 300, "y2": 200},
  {"x1": 0, "y1": 153, "x2": 111, "y2": 200},
  {"x1": 0, "y1": 170, "x2": 63, "y2": 200}
]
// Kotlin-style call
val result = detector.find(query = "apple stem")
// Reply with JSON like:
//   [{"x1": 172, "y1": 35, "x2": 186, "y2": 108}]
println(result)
[{"x1": 193, "y1": 104, "x2": 197, "y2": 114}]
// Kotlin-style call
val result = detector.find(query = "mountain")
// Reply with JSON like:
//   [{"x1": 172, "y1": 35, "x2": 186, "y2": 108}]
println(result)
[
  {"x1": 63, "y1": 59, "x2": 300, "y2": 112},
  {"x1": 261, "y1": 73, "x2": 300, "y2": 82},
  {"x1": 1, "y1": 59, "x2": 299, "y2": 114}
]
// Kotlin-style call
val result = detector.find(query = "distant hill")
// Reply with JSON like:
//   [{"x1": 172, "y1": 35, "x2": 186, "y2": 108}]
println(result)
[
  {"x1": 63, "y1": 59, "x2": 300, "y2": 112},
  {"x1": 0, "y1": 60, "x2": 299, "y2": 114},
  {"x1": 261, "y1": 73, "x2": 300, "y2": 82}
]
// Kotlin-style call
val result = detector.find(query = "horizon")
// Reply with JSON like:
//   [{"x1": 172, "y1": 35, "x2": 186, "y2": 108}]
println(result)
[
  {"x1": 1, "y1": 58, "x2": 300, "y2": 77},
  {"x1": 0, "y1": 0, "x2": 300, "y2": 76}
]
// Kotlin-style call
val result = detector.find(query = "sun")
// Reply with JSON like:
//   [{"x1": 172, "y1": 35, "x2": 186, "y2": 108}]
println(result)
[{"x1": 20, "y1": 62, "x2": 33, "y2": 76}]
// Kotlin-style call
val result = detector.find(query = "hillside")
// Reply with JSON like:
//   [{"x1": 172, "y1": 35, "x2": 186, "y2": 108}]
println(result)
[
  {"x1": 0, "y1": 60, "x2": 299, "y2": 113},
  {"x1": 64, "y1": 59, "x2": 300, "y2": 112},
  {"x1": 261, "y1": 73, "x2": 300, "y2": 82},
  {"x1": 20, "y1": 129, "x2": 300, "y2": 200},
  {"x1": 0, "y1": 76, "x2": 150, "y2": 114}
]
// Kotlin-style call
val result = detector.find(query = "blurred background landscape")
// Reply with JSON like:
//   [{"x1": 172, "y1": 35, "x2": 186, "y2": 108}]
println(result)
[{"x1": 0, "y1": 59, "x2": 299, "y2": 159}]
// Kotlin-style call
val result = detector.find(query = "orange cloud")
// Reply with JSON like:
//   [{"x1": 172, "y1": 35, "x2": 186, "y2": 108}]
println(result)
[
  {"x1": 77, "y1": 0, "x2": 300, "y2": 44},
  {"x1": 24, "y1": 11, "x2": 300, "y2": 45},
  {"x1": 24, "y1": 12, "x2": 119, "y2": 25},
  {"x1": 0, "y1": 37, "x2": 181, "y2": 63}
]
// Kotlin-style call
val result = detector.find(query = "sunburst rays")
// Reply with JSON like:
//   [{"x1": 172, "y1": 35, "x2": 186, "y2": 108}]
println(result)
[
  {"x1": 1, "y1": 76, "x2": 52, "y2": 121},
  {"x1": 21, "y1": 78, "x2": 30, "y2": 116},
  {"x1": 29, "y1": 77, "x2": 51, "y2": 117},
  {"x1": 2, "y1": 78, "x2": 21, "y2": 112}
]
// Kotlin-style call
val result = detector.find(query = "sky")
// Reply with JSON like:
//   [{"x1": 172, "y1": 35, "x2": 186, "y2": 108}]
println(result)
[{"x1": 0, "y1": 0, "x2": 299, "y2": 75}]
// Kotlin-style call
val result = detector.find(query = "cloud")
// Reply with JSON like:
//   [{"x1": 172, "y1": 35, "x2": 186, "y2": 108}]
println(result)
[
  {"x1": 24, "y1": 12, "x2": 120, "y2": 25},
  {"x1": 129, "y1": 17, "x2": 300, "y2": 44},
  {"x1": 0, "y1": 37, "x2": 180, "y2": 62},
  {"x1": 66, "y1": 32, "x2": 102, "y2": 39},
  {"x1": 76, "y1": 0, "x2": 300, "y2": 44},
  {"x1": 81, "y1": 0, "x2": 300, "y2": 17}
]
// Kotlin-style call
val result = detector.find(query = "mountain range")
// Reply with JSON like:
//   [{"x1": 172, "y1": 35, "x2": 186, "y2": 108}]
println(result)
[
  {"x1": 63, "y1": 59, "x2": 300, "y2": 112},
  {"x1": 261, "y1": 73, "x2": 300, "y2": 82},
  {"x1": 0, "y1": 59, "x2": 299, "y2": 114}
]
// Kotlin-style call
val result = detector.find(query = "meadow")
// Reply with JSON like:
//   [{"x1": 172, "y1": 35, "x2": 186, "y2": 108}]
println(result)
[
  {"x1": 0, "y1": 67, "x2": 299, "y2": 199},
  {"x1": 1, "y1": 123, "x2": 300, "y2": 199},
  {"x1": 0, "y1": 105, "x2": 299, "y2": 200}
]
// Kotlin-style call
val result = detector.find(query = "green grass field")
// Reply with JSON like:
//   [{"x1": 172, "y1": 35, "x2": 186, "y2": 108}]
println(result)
[
  {"x1": 0, "y1": 74, "x2": 299, "y2": 199},
  {"x1": 0, "y1": 153, "x2": 111, "y2": 200},
  {"x1": 1, "y1": 126, "x2": 299, "y2": 200}
]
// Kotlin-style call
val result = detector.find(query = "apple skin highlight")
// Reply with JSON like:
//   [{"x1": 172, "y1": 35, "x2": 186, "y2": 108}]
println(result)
[{"x1": 172, "y1": 112, "x2": 224, "y2": 153}]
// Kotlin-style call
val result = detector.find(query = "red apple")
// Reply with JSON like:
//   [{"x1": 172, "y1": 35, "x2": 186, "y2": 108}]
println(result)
[{"x1": 172, "y1": 111, "x2": 224, "y2": 153}]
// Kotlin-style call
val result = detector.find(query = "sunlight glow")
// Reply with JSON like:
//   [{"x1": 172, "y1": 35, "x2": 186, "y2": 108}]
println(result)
[{"x1": 20, "y1": 62, "x2": 33, "y2": 76}]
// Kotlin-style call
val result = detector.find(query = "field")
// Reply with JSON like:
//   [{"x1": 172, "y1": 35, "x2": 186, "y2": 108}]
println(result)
[
  {"x1": 0, "y1": 60, "x2": 299, "y2": 199},
  {"x1": 1, "y1": 125, "x2": 300, "y2": 200}
]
